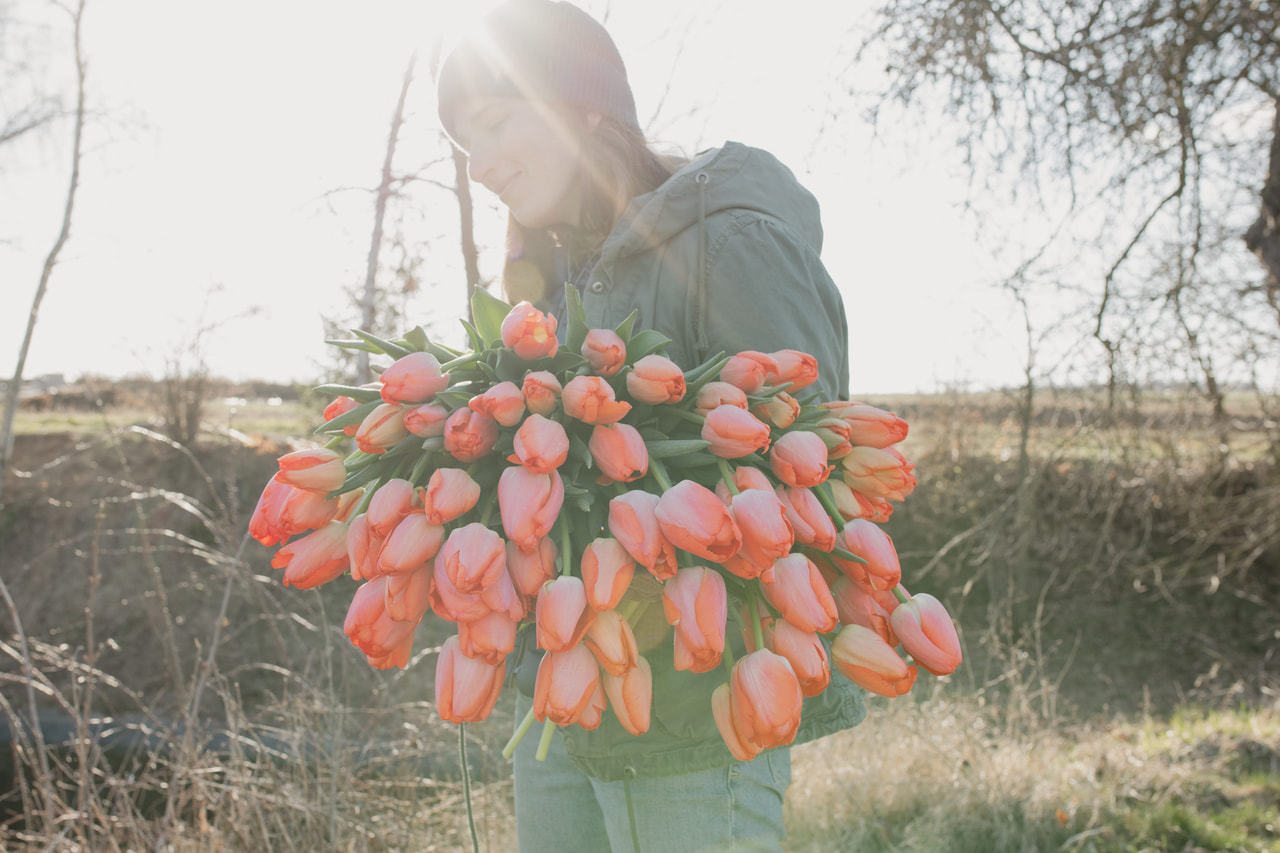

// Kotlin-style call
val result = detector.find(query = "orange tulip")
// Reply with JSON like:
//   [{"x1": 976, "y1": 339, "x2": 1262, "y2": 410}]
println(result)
[
  {"x1": 442, "y1": 407, "x2": 499, "y2": 463},
  {"x1": 625, "y1": 354, "x2": 686, "y2": 404},
  {"x1": 418, "y1": 467, "x2": 481, "y2": 524},
  {"x1": 509, "y1": 414, "x2": 570, "y2": 474},
  {"x1": 662, "y1": 566, "x2": 727, "y2": 673},
  {"x1": 248, "y1": 474, "x2": 298, "y2": 546},
  {"x1": 276, "y1": 447, "x2": 347, "y2": 494},
  {"x1": 694, "y1": 381, "x2": 749, "y2": 415},
  {"x1": 730, "y1": 488, "x2": 794, "y2": 573},
  {"x1": 522, "y1": 370, "x2": 562, "y2": 415},
  {"x1": 469, "y1": 380, "x2": 527, "y2": 427},
  {"x1": 384, "y1": 563, "x2": 434, "y2": 623},
  {"x1": 831, "y1": 624, "x2": 916, "y2": 698},
  {"x1": 430, "y1": 552, "x2": 525, "y2": 624},
  {"x1": 702, "y1": 405, "x2": 771, "y2": 458},
  {"x1": 608, "y1": 490, "x2": 679, "y2": 580},
  {"x1": 812, "y1": 415, "x2": 855, "y2": 459},
  {"x1": 536, "y1": 575, "x2": 596, "y2": 652},
  {"x1": 322, "y1": 395, "x2": 360, "y2": 437},
  {"x1": 841, "y1": 446, "x2": 917, "y2": 502},
  {"x1": 588, "y1": 423, "x2": 649, "y2": 484},
  {"x1": 380, "y1": 351, "x2": 448, "y2": 404},
  {"x1": 457, "y1": 608, "x2": 519, "y2": 664},
  {"x1": 828, "y1": 478, "x2": 894, "y2": 523},
  {"x1": 831, "y1": 576, "x2": 898, "y2": 646},
  {"x1": 765, "y1": 349, "x2": 819, "y2": 392},
  {"x1": 250, "y1": 474, "x2": 341, "y2": 546},
  {"x1": 582, "y1": 608, "x2": 639, "y2": 676},
  {"x1": 479, "y1": 565, "x2": 527, "y2": 621},
  {"x1": 601, "y1": 655, "x2": 652, "y2": 736},
  {"x1": 582, "y1": 327, "x2": 627, "y2": 376},
  {"x1": 766, "y1": 618, "x2": 830, "y2": 697},
  {"x1": 889, "y1": 593, "x2": 962, "y2": 676},
  {"x1": 403, "y1": 401, "x2": 450, "y2": 438},
  {"x1": 367, "y1": 478, "x2": 417, "y2": 539},
  {"x1": 436, "y1": 522, "x2": 507, "y2": 595},
  {"x1": 271, "y1": 520, "x2": 350, "y2": 588},
  {"x1": 580, "y1": 537, "x2": 636, "y2": 611},
  {"x1": 355, "y1": 402, "x2": 410, "y2": 455},
  {"x1": 498, "y1": 466, "x2": 564, "y2": 554},
  {"x1": 729, "y1": 649, "x2": 804, "y2": 750},
  {"x1": 753, "y1": 392, "x2": 800, "y2": 429},
  {"x1": 435, "y1": 634, "x2": 506, "y2": 723},
  {"x1": 344, "y1": 577, "x2": 418, "y2": 667},
  {"x1": 501, "y1": 301, "x2": 559, "y2": 360},
  {"x1": 712, "y1": 681, "x2": 762, "y2": 762},
  {"x1": 506, "y1": 536, "x2": 558, "y2": 599},
  {"x1": 770, "y1": 431, "x2": 832, "y2": 490},
  {"x1": 378, "y1": 512, "x2": 446, "y2": 575},
  {"x1": 834, "y1": 519, "x2": 902, "y2": 591},
  {"x1": 655, "y1": 479, "x2": 743, "y2": 563},
  {"x1": 720, "y1": 350, "x2": 779, "y2": 394},
  {"x1": 775, "y1": 486, "x2": 837, "y2": 552},
  {"x1": 714, "y1": 465, "x2": 774, "y2": 503},
  {"x1": 759, "y1": 553, "x2": 839, "y2": 634},
  {"x1": 821, "y1": 402, "x2": 909, "y2": 449},
  {"x1": 576, "y1": 679, "x2": 610, "y2": 731},
  {"x1": 345, "y1": 513, "x2": 383, "y2": 581},
  {"x1": 562, "y1": 375, "x2": 631, "y2": 425},
  {"x1": 533, "y1": 644, "x2": 600, "y2": 726}
]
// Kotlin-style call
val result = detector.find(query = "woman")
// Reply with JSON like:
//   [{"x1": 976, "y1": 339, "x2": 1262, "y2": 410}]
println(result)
[{"x1": 436, "y1": 2, "x2": 860, "y2": 850}]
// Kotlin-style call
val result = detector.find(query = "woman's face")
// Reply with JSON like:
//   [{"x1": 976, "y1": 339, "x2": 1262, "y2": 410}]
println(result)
[{"x1": 455, "y1": 96, "x2": 586, "y2": 230}]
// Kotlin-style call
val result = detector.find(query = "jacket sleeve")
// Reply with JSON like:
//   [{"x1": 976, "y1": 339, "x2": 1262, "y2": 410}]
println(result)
[{"x1": 694, "y1": 213, "x2": 851, "y2": 401}]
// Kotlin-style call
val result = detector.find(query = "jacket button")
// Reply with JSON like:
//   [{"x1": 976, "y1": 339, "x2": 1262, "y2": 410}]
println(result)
[{"x1": 589, "y1": 281, "x2": 606, "y2": 294}]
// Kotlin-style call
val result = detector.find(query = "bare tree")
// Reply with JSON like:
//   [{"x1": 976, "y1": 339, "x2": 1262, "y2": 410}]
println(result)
[{"x1": 0, "y1": 0, "x2": 86, "y2": 501}]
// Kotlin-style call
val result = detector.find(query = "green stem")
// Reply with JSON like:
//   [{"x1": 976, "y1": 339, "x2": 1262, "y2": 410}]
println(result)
[
  {"x1": 717, "y1": 458, "x2": 740, "y2": 497},
  {"x1": 409, "y1": 449, "x2": 435, "y2": 485},
  {"x1": 812, "y1": 482, "x2": 847, "y2": 530},
  {"x1": 502, "y1": 705, "x2": 538, "y2": 760},
  {"x1": 892, "y1": 584, "x2": 911, "y2": 605},
  {"x1": 349, "y1": 480, "x2": 379, "y2": 517},
  {"x1": 479, "y1": 489, "x2": 499, "y2": 527},
  {"x1": 535, "y1": 718, "x2": 557, "y2": 762},
  {"x1": 324, "y1": 435, "x2": 348, "y2": 451},
  {"x1": 649, "y1": 457, "x2": 673, "y2": 492},
  {"x1": 560, "y1": 517, "x2": 573, "y2": 577},
  {"x1": 747, "y1": 586, "x2": 766, "y2": 653}
]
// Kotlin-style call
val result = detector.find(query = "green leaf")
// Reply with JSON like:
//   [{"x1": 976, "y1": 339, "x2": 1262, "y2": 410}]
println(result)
[
  {"x1": 471, "y1": 286, "x2": 513, "y2": 345},
  {"x1": 351, "y1": 328, "x2": 413, "y2": 359},
  {"x1": 646, "y1": 439, "x2": 712, "y2": 459},
  {"x1": 625, "y1": 329, "x2": 673, "y2": 363},
  {"x1": 460, "y1": 318, "x2": 485, "y2": 353},
  {"x1": 402, "y1": 325, "x2": 433, "y2": 352},
  {"x1": 313, "y1": 399, "x2": 381, "y2": 434},
  {"x1": 564, "y1": 283, "x2": 589, "y2": 354},
  {"x1": 613, "y1": 309, "x2": 639, "y2": 341},
  {"x1": 324, "y1": 338, "x2": 381, "y2": 354},
  {"x1": 434, "y1": 390, "x2": 474, "y2": 410},
  {"x1": 312, "y1": 384, "x2": 382, "y2": 403}
]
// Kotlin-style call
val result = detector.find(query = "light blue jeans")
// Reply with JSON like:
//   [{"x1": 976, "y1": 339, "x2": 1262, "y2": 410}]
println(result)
[{"x1": 511, "y1": 693, "x2": 792, "y2": 853}]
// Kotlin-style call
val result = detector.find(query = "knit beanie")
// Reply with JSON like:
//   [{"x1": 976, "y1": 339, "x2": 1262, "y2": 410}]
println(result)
[{"x1": 436, "y1": 0, "x2": 640, "y2": 148}]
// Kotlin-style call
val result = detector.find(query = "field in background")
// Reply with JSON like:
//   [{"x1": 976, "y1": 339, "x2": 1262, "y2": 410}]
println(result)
[{"x1": 1, "y1": 379, "x2": 1277, "y2": 851}]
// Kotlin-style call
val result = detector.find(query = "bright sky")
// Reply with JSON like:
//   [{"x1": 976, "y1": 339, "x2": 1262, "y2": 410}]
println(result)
[{"x1": 1, "y1": 0, "x2": 1026, "y2": 396}]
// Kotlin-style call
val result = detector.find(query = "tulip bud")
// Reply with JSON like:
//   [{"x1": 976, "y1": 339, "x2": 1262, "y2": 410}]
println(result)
[
  {"x1": 355, "y1": 403, "x2": 410, "y2": 455},
  {"x1": 501, "y1": 301, "x2": 559, "y2": 360},
  {"x1": 695, "y1": 381, "x2": 749, "y2": 415},
  {"x1": 765, "y1": 350, "x2": 819, "y2": 392},
  {"x1": 889, "y1": 593, "x2": 962, "y2": 676},
  {"x1": 470, "y1": 380, "x2": 527, "y2": 427},
  {"x1": 404, "y1": 402, "x2": 450, "y2": 438},
  {"x1": 367, "y1": 478, "x2": 417, "y2": 538},
  {"x1": 702, "y1": 405, "x2": 772, "y2": 458},
  {"x1": 602, "y1": 656, "x2": 652, "y2": 736},
  {"x1": 831, "y1": 623, "x2": 916, "y2": 698},
  {"x1": 436, "y1": 522, "x2": 508, "y2": 594},
  {"x1": 608, "y1": 490, "x2": 679, "y2": 581},
  {"x1": 769, "y1": 430, "x2": 833, "y2": 488},
  {"x1": 841, "y1": 446, "x2": 917, "y2": 502},
  {"x1": 775, "y1": 485, "x2": 837, "y2": 552},
  {"x1": 384, "y1": 563, "x2": 433, "y2": 623},
  {"x1": 588, "y1": 423, "x2": 649, "y2": 483},
  {"x1": 418, "y1": 467, "x2": 482, "y2": 524},
  {"x1": 533, "y1": 644, "x2": 600, "y2": 726},
  {"x1": 729, "y1": 649, "x2": 804, "y2": 750},
  {"x1": 276, "y1": 447, "x2": 347, "y2": 494},
  {"x1": 719, "y1": 351, "x2": 779, "y2": 394},
  {"x1": 380, "y1": 351, "x2": 448, "y2": 404},
  {"x1": 498, "y1": 466, "x2": 565, "y2": 554},
  {"x1": 522, "y1": 370, "x2": 562, "y2": 416},
  {"x1": 625, "y1": 354, "x2": 686, "y2": 404},
  {"x1": 509, "y1": 414, "x2": 570, "y2": 474},
  {"x1": 582, "y1": 328, "x2": 627, "y2": 376},
  {"x1": 580, "y1": 537, "x2": 636, "y2": 611},
  {"x1": 758, "y1": 553, "x2": 839, "y2": 634},
  {"x1": 821, "y1": 402, "x2": 909, "y2": 449},
  {"x1": 442, "y1": 407, "x2": 499, "y2": 463},
  {"x1": 378, "y1": 512, "x2": 446, "y2": 575},
  {"x1": 655, "y1": 480, "x2": 743, "y2": 564},
  {"x1": 506, "y1": 537, "x2": 558, "y2": 599},
  {"x1": 834, "y1": 519, "x2": 902, "y2": 591},
  {"x1": 582, "y1": 609, "x2": 639, "y2": 676},
  {"x1": 323, "y1": 396, "x2": 360, "y2": 437},
  {"x1": 436, "y1": 635, "x2": 506, "y2": 722},
  {"x1": 271, "y1": 520, "x2": 350, "y2": 588},
  {"x1": 536, "y1": 576, "x2": 596, "y2": 652},
  {"x1": 662, "y1": 566, "x2": 727, "y2": 673},
  {"x1": 562, "y1": 375, "x2": 631, "y2": 425}
]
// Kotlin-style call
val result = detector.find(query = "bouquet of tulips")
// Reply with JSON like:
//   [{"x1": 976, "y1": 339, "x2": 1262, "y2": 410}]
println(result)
[{"x1": 248, "y1": 286, "x2": 962, "y2": 762}]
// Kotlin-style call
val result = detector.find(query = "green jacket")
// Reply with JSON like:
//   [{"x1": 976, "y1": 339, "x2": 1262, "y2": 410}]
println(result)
[{"x1": 550, "y1": 141, "x2": 864, "y2": 781}]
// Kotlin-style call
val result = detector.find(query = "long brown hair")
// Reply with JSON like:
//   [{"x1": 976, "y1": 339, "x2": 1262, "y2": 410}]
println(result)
[{"x1": 501, "y1": 114, "x2": 681, "y2": 306}]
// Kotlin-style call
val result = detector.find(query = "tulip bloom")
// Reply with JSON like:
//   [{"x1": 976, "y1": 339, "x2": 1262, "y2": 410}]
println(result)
[
  {"x1": 694, "y1": 381, "x2": 749, "y2": 415},
  {"x1": 831, "y1": 624, "x2": 917, "y2": 698},
  {"x1": 712, "y1": 681, "x2": 762, "y2": 761},
  {"x1": 276, "y1": 447, "x2": 347, "y2": 494},
  {"x1": 702, "y1": 405, "x2": 771, "y2": 458},
  {"x1": 367, "y1": 478, "x2": 417, "y2": 539},
  {"x1": 655, "y1": 479, "x2": 743, "y2": 563},
  {"x1": 435, "y1": 635, "x2": 506, "y2": 723},
  {"x1": 418, "y1": 467, "x2": 482, "y2": 524},
  {"x1": 813, "y1": 416, "x2": 855, "y2": 459},
  {"x1": 580, "y1": 537, "x2": 636, "y2": 611},
  {"x1": 834, "y1": 519, "x2": 902, "y2": 591},
  {"x1": 457, "y1": 608, "x2": 518, "y2": 664},
  {"x1": 272, "y1": 520, "x2": 350, "y2": 588},
  {"x1": 469, "y1": 380, "x2": 527, "y2": 427},
  {"x1": 831, "y1": 576, "x2": 898, "y2": 646},
  {"x1": 344, "y1": 577, "x2": 418, "y2": 668},
  {"x1": 384, "y1": 564, "x2": 434, "y2": 623},
  {"x1": 767, "y1": 618, "x2": 830, "y2": 697},
  {"x1": 769, "y1": 430, "x2": 833, "y2": 488},
  {"x1": 588, "y1": 423, "x2": 649, "y2": 483},
  {"x1": 582, "y1": 608, "x2": 639, "y2": 676},
  {"x1": 889, "y1": 593, "x2": 962, "y2": 676},
  {"x1": 662, "y1": 566, "x2": 727, "y2": 673},
  {"x1": 431, "y1": 553, "x2": 522, "y2": 624},
  {"x1": 730, "y1": 488, "x2": 795, "y2": 572},
  {"x1": 355, "y1": 403, "x2": 410, "y2": 455},
  {"x1": 536, "y1": 575, "x2": 596, "y2": 652},
  {"x1": 346, "y1": 513, "x2": 382, "y2": 581},
  {"x1": 821, "y1": 402, "x2": 909, "y2": 449},
  {"x1": 753, "y1": 392, "x2": 800, "y2": 429},
  {"x1": 582, "y1": 328, "x2": 627, "y2": 376},
  {"x1": 759, "y1": 553, "x2": 839, "y2": 634},
  {"x1": 766, "y1": 350, "x2": 819, "y2": 392},
  {"x1": 522, "y1": 370, "x2": 562, "y2": 415},
  {"x1": 714, "y1": 465, "x2": 774, "y2": 505},
  {"x1": 436, "y1": 522, "x2": 507, "y2": 594},
  {"x1": 729, "y1": 649, "x2": 804, "y2": 750},
  {"x1": 380, "y1": 351, "x2": 448, "y2": 404},
  {"x1": 403, "y1": 402, "x2": 450, "y2": 438},
  {"x1": 577, "y1": 679, "x2": 610, "y2": 732},
  {"x1": 323, "y1": 395, "x2": 360, "y2": 436},
  {"x1": 608, "y1": 490, "x2": 679, "y2": 580},
  {"x1": 506, "y1": 537, "x2": 558, "y2": 599},
  {"x1": 498, "y1": 466, "x2": 564, "y2": 554},
  {"x1": 842, "y1": 446, "x2": 917, "y2": 502},
  {"x1": 562, "y1": 375, "x2": 631, "y2": 425},
  {"x1": 775, "y1": 486, "x2": 837, "y2": 552},
  {"x1": 509, "y1": 414, "x2": 570, "y2": 474},
  {"x1": 250, "y1": 474, "x2": 341, "y2": 546},
  {"x1": 442, "y1": 407, "x2": 499, "y2": 463},
  {"x1": 501, "y1": 301, "x2": 559, "y2": 360},
  {"x1": 533, "y1": 644, "x2": 600, "y2": 726},
  {"x1": 601, "y1": 655, "x2": 652, "y2": 736},
  {"x1": 625, "y1": 354, "x2": 686, "y2": 404},
  {"x1": 378, "y1": 512, "x2": 446, "y2": 575},
  {"x1": 719, "y1": 351, "x2": 778, "y2": 394},
  {"x1": 829, "y1": 478, "x2": 894, "y2": 523}
]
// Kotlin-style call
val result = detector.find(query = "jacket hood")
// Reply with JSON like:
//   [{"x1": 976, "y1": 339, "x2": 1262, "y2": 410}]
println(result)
[{"x1": 602, "y1": 142, "x2": 825, "y2": 265}]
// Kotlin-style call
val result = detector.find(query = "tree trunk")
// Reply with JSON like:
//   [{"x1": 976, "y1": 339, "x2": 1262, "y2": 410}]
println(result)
[
  {"x1": 453, "y1": 145, "x2": 481, "y2": 323},
  {"x1": 1244, "y1": 96, "x2": 1280, "y2": 322}
]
